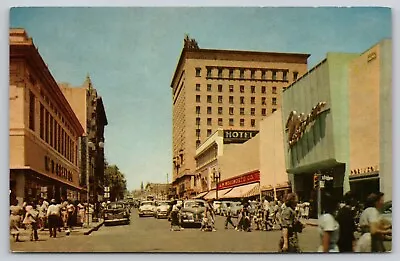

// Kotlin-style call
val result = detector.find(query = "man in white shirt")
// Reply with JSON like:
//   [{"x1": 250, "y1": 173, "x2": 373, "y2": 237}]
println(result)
[{"x1": 46, "y1": 199, "x2": 61, "y2": 238}]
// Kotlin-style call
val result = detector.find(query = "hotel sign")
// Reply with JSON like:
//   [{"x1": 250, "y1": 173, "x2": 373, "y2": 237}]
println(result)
[
  {"x1": 217, "y1": 170, "x2": 260, "y2": 190},
  {"x1": 223, "y1": 130, "x2": 259, "y2": 144},
  {"x1": 285, "y1": 102, "x2": 328, "y2": 147}
]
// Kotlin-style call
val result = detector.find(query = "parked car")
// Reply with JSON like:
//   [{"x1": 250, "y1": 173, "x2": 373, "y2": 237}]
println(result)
[
  {"x1": 138, "y1": 201, "x2": 156, "y2": 217},
  {"x1": 104, "y1": 202, "x2": 130, "y2": 226},
  {"x1": 230, "y1": 201, "x2": 243, "y2": 217},
  {"x1": 382, "y1": 200, "x2": 392, "y2": 225},
  {"x1": 179, "y1": 199, "x2": 207, "y2": 227},
  {"x1": 213, "y1": 201, "x2": 222, "y2": 215},
  {"x1": 155, "y1": 201, "x2": 170, "y2": 219}
]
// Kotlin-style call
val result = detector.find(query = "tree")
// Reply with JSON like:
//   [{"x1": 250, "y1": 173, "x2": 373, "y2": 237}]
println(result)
[{"x1": 104, "y1": 164, "x2": 128, "y2": 201}]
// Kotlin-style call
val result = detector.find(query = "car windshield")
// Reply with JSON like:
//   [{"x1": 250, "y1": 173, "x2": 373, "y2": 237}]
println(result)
[
  {"x1": 107, "y1": 203, "x2": 124, "y2": 210},
  {"x1": 141, "y1": 201, "x2": 154, "y2": 206},
  {"x1": 184, "y1": 201, "x2": 205, "y2": 208},
  {"x1": 158, "y1": 201, "x2": 169, "y2": 206}
]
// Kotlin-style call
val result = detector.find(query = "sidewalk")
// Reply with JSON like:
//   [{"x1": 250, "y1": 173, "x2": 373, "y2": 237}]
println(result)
[
  {"x1": 10, "y1": 219, "x2": 104, "y2": 242},
  {"x1": 302, "y1": 218, "x2": 318, "y2": 227}
]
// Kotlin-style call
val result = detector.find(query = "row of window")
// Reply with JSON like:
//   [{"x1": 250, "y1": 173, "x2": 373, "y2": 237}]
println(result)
[
  {"x1": 196, "y1": 117, "x2": 258, "y2": 128},
  {"x1": 195, "y1": 67, "x2": 299, "y2": 81},
  {"x1": 195, "y1": 104, "x2": 277, "y2": 115},
  {"x1": 29, "y1": 91, "x2": 78, "y2": 165},
  {"x1": 195, "y1": 95, "x2": 276, "y2": 105},
  {"x1": 195, "y1": 83, "x2": 279, "y2": 94}
]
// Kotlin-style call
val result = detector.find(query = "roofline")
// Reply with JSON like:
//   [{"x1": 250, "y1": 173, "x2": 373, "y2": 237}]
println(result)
[{"x1": 170, "y1": 47, "x2": 310, "y2": 87}]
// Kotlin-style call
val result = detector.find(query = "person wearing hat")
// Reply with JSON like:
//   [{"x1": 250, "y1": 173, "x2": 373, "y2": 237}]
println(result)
[{"x1": 46, "y1": 199, "x2": 61, "y2": 238}]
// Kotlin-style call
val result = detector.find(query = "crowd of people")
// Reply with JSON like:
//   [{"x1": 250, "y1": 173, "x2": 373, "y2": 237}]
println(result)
[{"x1": 9, "y1": 196, "x2": 95, "y2": 242}]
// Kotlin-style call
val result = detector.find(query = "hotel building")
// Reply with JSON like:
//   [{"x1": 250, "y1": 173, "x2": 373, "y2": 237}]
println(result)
[
  {"x1": 9, "y1": 28, "x2": 85, "y2": 204},
  {"x1": 170, "y1": 36, "x2": 309, "y2": 198}
]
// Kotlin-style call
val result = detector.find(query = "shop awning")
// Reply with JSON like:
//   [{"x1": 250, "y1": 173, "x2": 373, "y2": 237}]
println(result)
[
  {"x1": 204, "y1": 188, "x2": 233, "y2": 200},
  {"x1": 220, "y1": 183, "x2": 259, "y2": 199},
  {"x1": 192, "y1": 191, "x2": 208, "y2": 199}
]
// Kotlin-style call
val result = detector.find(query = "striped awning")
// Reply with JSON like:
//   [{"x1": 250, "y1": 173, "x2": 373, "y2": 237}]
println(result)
[
  {"x1": 220, "y1": 183, "x2": 259, "y2": 199},
  {"x1": 203, "y1": 188, "x2": 232, "y2": 200},
  {"x1": 192, "y1": 191, "x2": 208, "y2": 199}
]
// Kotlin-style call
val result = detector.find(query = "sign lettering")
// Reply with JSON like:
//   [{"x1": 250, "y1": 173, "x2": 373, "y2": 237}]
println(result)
[
  {"x1": 217, "y1": 170, "x2": 260, "y2": 190},
  {"x1": 285, "y1": 102, "x2": 328, "y2": 147},
  {"x1": 44, "y1": 155, "x2": 73, "y2": 182},
  {"x1": 223, "y1": 130, "x2": 259, "y2": 144}
]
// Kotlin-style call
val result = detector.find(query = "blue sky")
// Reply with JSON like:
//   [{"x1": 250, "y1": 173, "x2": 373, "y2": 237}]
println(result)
[{"x1": 10, "y1": 7, "x2": 391, "y2": 191}]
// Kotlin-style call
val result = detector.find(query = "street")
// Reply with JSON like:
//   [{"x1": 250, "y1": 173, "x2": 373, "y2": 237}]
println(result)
[{"x1": 11, "y1": 209, "x2": 323, "y2": 253}]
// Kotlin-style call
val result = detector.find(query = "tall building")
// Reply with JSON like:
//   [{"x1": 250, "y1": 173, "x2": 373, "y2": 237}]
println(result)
[
  {"x1": 170, "y1": 35, "x2": 310, "y2": 198},
  {"x1": 9, "y1": 28, "x2": 85, "y2": 204},
  {"x1": 60, "y1": 77, "x2": 108, "y2": 204}
]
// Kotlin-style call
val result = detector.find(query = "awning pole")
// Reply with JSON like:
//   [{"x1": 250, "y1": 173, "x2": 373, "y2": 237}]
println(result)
[{"x1": 259, "y1": 181, "x2": 262, "y2": 201}]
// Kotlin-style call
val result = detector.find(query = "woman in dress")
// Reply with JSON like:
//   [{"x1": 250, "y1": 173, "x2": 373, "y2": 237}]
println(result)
[
  {"x1": 318, "y1": 193, "x2": 340, "y2": 252},
  {"x1": 10, "y1": 198, "x2": 22, "y2": 242},
  {"x1": 22, "y1": 200, "x2": 39, "y2": 241},
  {"x1": 279, "y1": 193, "x2": 303, "y2": 253},
  {"x1": 355, "y1": 192, "x2": 391, "y2": 252}
]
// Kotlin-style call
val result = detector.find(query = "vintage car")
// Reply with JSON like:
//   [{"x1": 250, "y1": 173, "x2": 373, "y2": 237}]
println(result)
[
  {"x1": 138, "y1": 200, "x2": 156, "y2": 217},
  {"x1": 179, "y1": 199, "x2": 207, "y2": 227},
  {"x1": 220, "y1": 201, "x2": 242, "y2": 217},
  {"x1": 213, "y1": 201, "x2": 222, "y2": 215},
  {"x1": 104, "y1": 202, "x2": 130, "y2": 226},
  {"x1": 155, "y1": 201, "x2": 170, "y2": 219}
]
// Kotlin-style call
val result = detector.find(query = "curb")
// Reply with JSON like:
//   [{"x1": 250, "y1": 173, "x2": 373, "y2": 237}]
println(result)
[
  {"x1": 83, "y1": 221, "x2": 104, "y2": 235},
  {"x1": 306, "y1": 222, "x2": 318, "y2": 227}
]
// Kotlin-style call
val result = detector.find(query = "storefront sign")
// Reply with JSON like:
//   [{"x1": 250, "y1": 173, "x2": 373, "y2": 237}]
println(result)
[
  {"x1": 223, "y1": 130, "x2": 259, "y2": 144},
  {"x1": 44, "y1": 155, "x2": 73, "y2": 182},
  {"x1": 285, "y1": 102, "x2": 328, "y2": 147},
  {"x1": 217, "y1": 170, "x2": 260, "y2": 190}
]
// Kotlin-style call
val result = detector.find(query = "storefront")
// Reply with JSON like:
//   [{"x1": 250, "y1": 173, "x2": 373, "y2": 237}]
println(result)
[{"x1": 217, "y1": 170, "x2": 261, "y2": 200}]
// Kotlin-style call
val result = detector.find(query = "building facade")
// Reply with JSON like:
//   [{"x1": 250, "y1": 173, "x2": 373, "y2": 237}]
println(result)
[
  {"x1": 170, "y1": 35, "x2": 310, "y2": 198},
  {"x1": 9, "y1": 28, "x2": 85, "y2": 204},
  {"x1": 60, "y1": 77, "x2": 108, "y2": 204}
]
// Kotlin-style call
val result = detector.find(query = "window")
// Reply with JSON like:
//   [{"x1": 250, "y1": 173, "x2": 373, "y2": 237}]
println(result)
[
  {"x1": 196, "y1": 67, "x2": 201, "y2": 77},
  {"x1": 293, "y1": 71, "x2": 299, "y2": 81},
  {"x1": 218, "y1": 107, "x2": 223, "y2": 115},
  {"x1": 240, "y1": 96, "x2": 245, "y2": 104},
  {"x1": 207, "y1": 129, "x2": 212, "y2": 137},
  {"x1": 251, "y1": 119, "x2": 256, "y2": 127},
  {"x1": 251, "y1": 97, "x2": 255, "y2": 104},
  {"x1": 218, "y1": 68, "x2": 223, "y2": 78},
  {"x1": 240, "y1": 69, "x2": 244, "y2": 79},
  {"x1": 229, "y1": 96, "x2": 234, "y2": 104},
  {"x1": 283, "y1": 71, "x2": 288, "y2": 81},
  {"x1": 196, "y1": 106, "x2": 201, "y2": 114},
  {"x1": 196, "y1": 140, "x2": 201, "y2": 148},
  {"x1": 196, "y1": 129, "x2": 200, "y2": 137},
  {"x1": 196, "y1": 84, "x2": 200, "y2": 91},
  {"x1": 229, "y1": 118, "x2": 234, "y2": 126},
  {"x1": 218, "y1": 118, "x2": 223, "y2": 126},
  {"x1": 240, "y1": 108, "x2": 245, "y2": 115},
  {"x1": 229, "y1": 85, "x2": 234, "y2": 92},
  {"x1": 196, "y1": 117, "x2": 201, "y2": 126},
  {"x1": 261, "y1": 86, "x2": 266, "y2": 94},
  {"x1": 218, "y1": 96, "x2": 223, "y2": 103},
  {"x1": 49, "y1": 117, "x2": 54, "y2": 147},
  {"x1": 218, "y1": 84, "x2": 223, "y2": 92},
  {"x1": 272, "y1": 97, "x2": 277, "y2": 105},
  {"x1": 45, "y1": 110, "x2": 49, "y2": 143},
  {"x1": 207, "y1": 118, "x2": 212, "y2": 126},
  {"x1": 196, "y1": 95, "x2": 201, "y2": 102},
  {"x1": 240, "y1": 119, "x2": 245, "y2": 127},
  {"x1": 229, "y1": 69, "x2": 234, "y2": 79},
  {"x1": 40, "y1": 104, "x2": 44, "y2": 139},
  {"x1": 207, "y1": 95, "x2": 212, "y2": 103},
  {"x1": 272, "y1": 86, "x2": 277, "y2": 94},
  {"x1": 240, "y1": 85, "x2": 244, "y2": 93},
  {"x1": 272, "y1": 71, "x2": 277, "y2": 80},
  {"x1": 29, "y1": 91, "x2": 35, "y2": 131},
  {"x1": 251, "y1": 86, "x2": 255, "y2": 93},
  {"x1": 229, "y1": 107, "x2": 234, "y2": 115},
  {"x1": 262, "y1": 97, "x2": 266, "y2": 105},
  {"x1": 207, "y1": 107, "x2": 212, "y2": 114},
  {"x1": 261, "y1": 71, "x2": 266, "y2": 80},
  {"x1": 272, "y1": 108, "x2": 277, "y2": 113},
  {"x1": 262, "y1": 108, "x2": 266, "y2": 116},
  {"x1": 251, "y1": 108, "x2": 255, "y2": 115},
  {"x1": 207, "y1": 84, "x2": 212, "y2": 91},
  {"x1": 251, "y1": 70, "x2": 255, "y2": 79},
  {"x1": 207, "y1": 69, "x2": 212, "y2": 78}
]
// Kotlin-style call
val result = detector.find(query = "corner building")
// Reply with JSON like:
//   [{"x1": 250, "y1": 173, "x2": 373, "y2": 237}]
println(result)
[
  {"x1": 170, "y1": 36, "x2": 309, "y2": 198},
  {"x1": 9, "y1": 29, "x2": 85, "y2": 204}
]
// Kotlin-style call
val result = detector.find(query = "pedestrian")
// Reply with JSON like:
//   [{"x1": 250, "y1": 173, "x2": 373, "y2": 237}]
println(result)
[
  {"x1": 336, "y1": 192, "x2": 357, "y2": 252},
  {"x1": 47, "y1": 199, "x2": 61, "y2": 238},
  {"x1": 66, "y1": 200, "x2": 75, "y2": 235},
  {"x1": 224, "y1": 205, "x2": 236, "y2": 229},
  {"x1": 10, "y1": 197, "x2": 22, "y2": 242},
  {"x1": 279, "y1": 193, "x2": 303, "y2": 253},
  {"x1": 303, "y1": 202, "x2": 310, "y2": 219},
  {"x1": 170, "y1": 202, "x2": 181, "y2": 231},
  {"x1": 355, "y1": 192, "x2": 391, "y2": 252},
  {"x1": 77, "y1": 201, "x2": 85, "y2": 227},
  {"x1": 22, "y1": 200, "x2": 39, "y2": 241},
  {"x1": 317, "y1": 193, "x2": 339, "y2": 252}
]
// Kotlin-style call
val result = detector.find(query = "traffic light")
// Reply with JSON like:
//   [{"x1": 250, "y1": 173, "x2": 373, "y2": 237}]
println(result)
[{"x1": 313, "y1": 175, "x2": 319, "y2": 189}]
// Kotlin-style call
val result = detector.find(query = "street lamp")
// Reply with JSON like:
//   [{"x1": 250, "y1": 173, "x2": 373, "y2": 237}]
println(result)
[{"x1": 212, "y1": 168, "x2": 221, "y2": 200}]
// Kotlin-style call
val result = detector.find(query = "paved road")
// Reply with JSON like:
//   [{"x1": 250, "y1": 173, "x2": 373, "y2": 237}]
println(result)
[{"x1": 10, "y1": 209, "x2": 391, "y2": 253}]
